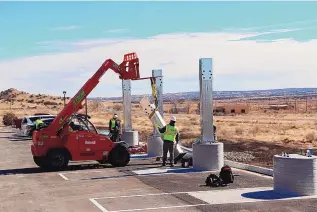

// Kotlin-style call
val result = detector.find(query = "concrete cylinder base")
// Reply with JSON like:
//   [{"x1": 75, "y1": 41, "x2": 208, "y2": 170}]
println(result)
[
  {"x1": 273, "y1": 154, "x2": 317, "y2": 196},
  {"x1": 121, "y1": 130, "x2": 139, "y2": 147},
  {"x1": 147, "y1": 136, "x2": 163, "y2": 157},
  {"x1": 193, "y1": 142, "x2": 224, "y2": 171}
]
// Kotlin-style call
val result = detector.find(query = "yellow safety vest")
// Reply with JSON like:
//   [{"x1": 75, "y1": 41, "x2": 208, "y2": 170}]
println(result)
[
  {"x1": 163, "y1": 124, "x2": 178, "y2": 142},
  {"x1": 110, "y1": 119, "x2": 116, "y2": 129},
  {"x1": 35, "y1": 119, "x2": 44, "y2": 129}
]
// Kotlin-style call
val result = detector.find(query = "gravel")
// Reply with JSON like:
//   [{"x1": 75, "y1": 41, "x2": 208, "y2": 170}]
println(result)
[{"x1": 224, "y1": 151, "x2": 256, "y2": 162}]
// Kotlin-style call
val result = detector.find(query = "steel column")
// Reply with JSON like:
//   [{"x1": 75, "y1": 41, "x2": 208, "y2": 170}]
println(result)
[
  {"x1": 122, "y1": 79, "x2": 132, "y2": 131},
  {"x1": 152, "y1": 69, "x2": 163, "y2": 136},
  {"x1": 199, "y1": 58, "x2": 214, "y2": 143}
]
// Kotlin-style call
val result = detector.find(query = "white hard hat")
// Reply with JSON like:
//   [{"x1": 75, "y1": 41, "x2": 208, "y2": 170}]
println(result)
[
  {"x1": 170, "y1": 116, "x2": 176, "y2": 121},
  {"x1": 114, "y1": 114, "x2": 118, "y2": 118}
]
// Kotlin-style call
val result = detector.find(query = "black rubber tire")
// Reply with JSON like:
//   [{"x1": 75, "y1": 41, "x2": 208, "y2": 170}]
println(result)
[
  {"x1": 97, "y1": 159, "x2": 106, "y2": 164},
  {"x1": 45, "y1": 150, "x2": 69, "y2": 171},
  {"x1": 33, "y1": 156, "x2": 46, "y2": 168},
  {"x1": 108, "y1": 145, "x2": 130, "y2": 167}
]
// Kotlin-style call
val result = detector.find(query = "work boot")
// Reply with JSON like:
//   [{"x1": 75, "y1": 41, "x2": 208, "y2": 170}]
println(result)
[
  {"x1": 170, "y1": 162, "x2": 174, "y2": 167},
  {"x1": 162, "y1": 162, "x2": 166, "y2": 166}
]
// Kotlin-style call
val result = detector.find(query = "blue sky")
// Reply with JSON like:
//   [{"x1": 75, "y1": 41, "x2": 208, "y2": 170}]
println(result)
[{"x1": 0, "y1": 1, "x2": 317, "y2": 97}]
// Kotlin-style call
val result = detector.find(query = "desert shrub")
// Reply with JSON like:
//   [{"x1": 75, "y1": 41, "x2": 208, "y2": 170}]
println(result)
[
  {"x1": 250, "y1": 126, "x2": 260, "y2": 136},
  {"x1": 28, "y1": 99, "x2": 34, "y2": 103},
  {"x1": 113, "y1": 104, "x2": 123, "y2": 111},
  {"x1": 235, "y1": 127, "x2": 243, "y2": 135},
  {"x1": 305, "y1": 132, "x2": 316, "y2": 142},
  {"x1": 170, "y1": 101, "x2": 179, "y2": 114},
  {"x1": 43, "y1": 101, "x2": 58, "y2": 106},
  {"x1": 2, "y1": 112, "x2": 17, "y2": 126},
  {"x1": 229, "y1": 122, "x2": 237, "y2": 127}
]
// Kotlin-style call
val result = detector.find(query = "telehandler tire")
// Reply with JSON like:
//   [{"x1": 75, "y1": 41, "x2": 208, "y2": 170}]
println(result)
[
  {"x1": 33, "y1": 156, "x2": 46, "y2": 168},
  {"x1": 45, "y1": 149, "x2": 69, "y2": 171},
  {"x1": 108, "y1": 145, "x2": 130, "y2": 167}
]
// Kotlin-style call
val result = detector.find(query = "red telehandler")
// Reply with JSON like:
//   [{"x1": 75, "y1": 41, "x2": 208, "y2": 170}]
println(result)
[{"x1": 31, "y1": 53, "x2": 150, "y2": 171}]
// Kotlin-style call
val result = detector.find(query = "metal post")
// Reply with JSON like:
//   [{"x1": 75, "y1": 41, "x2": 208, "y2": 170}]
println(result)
[
  {"x1": 121, "y1": 79, "x2": 138, "y2": 146},
  {"x1": 152, "y1": 69, "x2": 163, "y2": 136},
  {"x1": 122, "y1": 79, "x2": 132, "y2": 131},
  {"x1": 193, "y1": 57, "x2": 224, "y2": 171},
  {"x1": 199, "y1": 58, "x2": 214, "y2": 143},
  {"x1": 63, "y1": 91, "x2": 66, "y2": 107}
]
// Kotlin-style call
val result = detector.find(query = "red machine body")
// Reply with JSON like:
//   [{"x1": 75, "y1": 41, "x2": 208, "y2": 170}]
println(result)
[{"x1": 31, "y1": 53, "x2": 149, "y2": 170}]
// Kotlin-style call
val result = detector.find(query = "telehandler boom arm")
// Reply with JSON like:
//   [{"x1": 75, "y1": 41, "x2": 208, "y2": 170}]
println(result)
[{"x1": 48, "y1": 53, "x2": 141, "y2": 134}]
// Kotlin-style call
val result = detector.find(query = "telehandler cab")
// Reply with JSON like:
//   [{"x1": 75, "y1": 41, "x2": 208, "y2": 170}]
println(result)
[{"x1": 31, "y1": 53, "x2": 155, "y2": 170}]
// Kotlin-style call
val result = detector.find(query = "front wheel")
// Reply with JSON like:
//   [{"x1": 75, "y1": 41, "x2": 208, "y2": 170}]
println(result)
[
  {"x1": 33, "y1": 156, "x2": 46, "y2": 168},
  {"x1": 45, "y1": 150, "x2": 69, "y2": 171},
  {"x1": 108, "y1": 145, "x2": 130, "y2": 167}
]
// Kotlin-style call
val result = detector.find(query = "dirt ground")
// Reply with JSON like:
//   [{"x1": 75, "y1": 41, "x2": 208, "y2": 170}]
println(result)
[
  {"x1": 1, "y1": 126, "x2": 317, "y2": 212},
  {"x1": 2, "y1": 88, "x2": 317, "y2": 170}
]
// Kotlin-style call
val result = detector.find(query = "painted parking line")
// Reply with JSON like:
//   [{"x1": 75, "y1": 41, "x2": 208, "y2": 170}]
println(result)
[
  {"x1": 57, "y1": 166, "x2": 273, "y2": 181},
  {"x1": 90, "y1": 191, "x2": 206, "y2": 212},
  {"x1": 90, "y1": 187, "x2": 317, "y2": 212},
  {"x1": 187, "y1": 187, "x2": 317, "y2": 205},
  {"x1": 58, "y1": 173, "x2": 69, "y2": 180},
  {"x1": 57, "y1": 166, "x2": 209, "y2": 181},
  {"x1": 89, "y1": 198, "x2": 109, "y2": 212},
  {"x1": 107, "y1": 203, "x2": 210, "y2": 212}
]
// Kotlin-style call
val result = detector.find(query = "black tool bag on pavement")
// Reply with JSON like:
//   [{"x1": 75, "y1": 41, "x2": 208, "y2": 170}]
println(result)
[
  {"x1": 220, "y1": 165, "x2": 234, "y2": 184},
  {"x1": 205, "y1": 165, "x2": 234, "y2": 187},
  {"x1": 205, "y1": 174, "x2": 224, "y2": 187}
]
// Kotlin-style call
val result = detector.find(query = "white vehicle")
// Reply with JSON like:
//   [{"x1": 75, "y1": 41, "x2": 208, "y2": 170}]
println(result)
[{"x1": 21, "y1": 114, "x2": 56, "y2": 136}]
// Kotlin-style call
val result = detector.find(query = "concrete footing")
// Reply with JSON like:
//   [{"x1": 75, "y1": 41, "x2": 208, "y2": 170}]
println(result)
[
  {"x1": 121, "y1": 130, "x2": 139, "y2": 147},
  {"x1": 192, "y1": 142, "x2": 224, "y2": 171},
  {"x1": 147, "y1": 136, "x2": 163, "y2": 157},
  {"x1": 273, "y1": 154, "x2": 317, "y2": 196}
]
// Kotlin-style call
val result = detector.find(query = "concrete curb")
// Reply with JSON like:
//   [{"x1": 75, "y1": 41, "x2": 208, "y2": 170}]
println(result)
[{"x1": 224, "y1": 159, "x2": 273, "y2": 177}]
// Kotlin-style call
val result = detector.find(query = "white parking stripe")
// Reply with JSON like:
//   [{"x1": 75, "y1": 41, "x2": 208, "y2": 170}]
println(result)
[
  {"x1": 58, "y1": 173, "x2": 69, "y2": 180},
  {"x1": 89, "y1": 198, "x2": 109, "y2": 212},
  {"x1": 108, "y1": 203, "x2": 209, "y2": 212}
]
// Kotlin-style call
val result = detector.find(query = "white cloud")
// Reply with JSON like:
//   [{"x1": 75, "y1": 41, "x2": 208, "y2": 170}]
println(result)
[
  {"x1": 47, "y1": 25, "x2": 82, "y2": 31},
  {"x1": 104, "y1": 28, "x2": 129, "y2": 33},
  {"x1": 0, "y1": 31, "x2": 317, "y2": 97}
]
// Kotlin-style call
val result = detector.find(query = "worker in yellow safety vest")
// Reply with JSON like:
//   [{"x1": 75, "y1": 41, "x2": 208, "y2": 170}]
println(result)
[
  {"x1": 35, "y1": 118, "x2": 45, "y2": 130},
  {"x1": 109, "y1": 114, "x2": 121, "y2": 142},
  {"x1": 157, "y1": 116, "x2": 179, "y2": 167}
]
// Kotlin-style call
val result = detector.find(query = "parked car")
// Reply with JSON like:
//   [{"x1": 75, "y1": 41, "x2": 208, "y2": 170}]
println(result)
[{"x1": 21, "y1": 115, "x2": 56, "y2": 136}]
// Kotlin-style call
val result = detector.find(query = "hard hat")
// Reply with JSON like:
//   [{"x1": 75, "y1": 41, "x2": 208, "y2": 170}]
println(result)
[
  {"x1": 114, "y1": 114, "x2": 118, "y2": 118},
  {"x1": 170, "y1": 116, "x2": 176, "y2": 121}
]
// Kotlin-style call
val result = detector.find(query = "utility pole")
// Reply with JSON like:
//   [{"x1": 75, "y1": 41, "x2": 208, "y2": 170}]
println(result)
[{"x1": 63, "y1": 91, "x2": 66, "y2": 107}]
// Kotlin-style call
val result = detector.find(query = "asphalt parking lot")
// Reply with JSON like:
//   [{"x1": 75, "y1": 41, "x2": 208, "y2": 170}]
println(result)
[{"x1": 1, "y1": 127, "x2": 317, "y2": 212}]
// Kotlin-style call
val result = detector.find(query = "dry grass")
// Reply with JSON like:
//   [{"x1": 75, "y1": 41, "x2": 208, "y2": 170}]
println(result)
[{"x1": 1, "y1": 88, "x2": 317, "y2": 150}]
